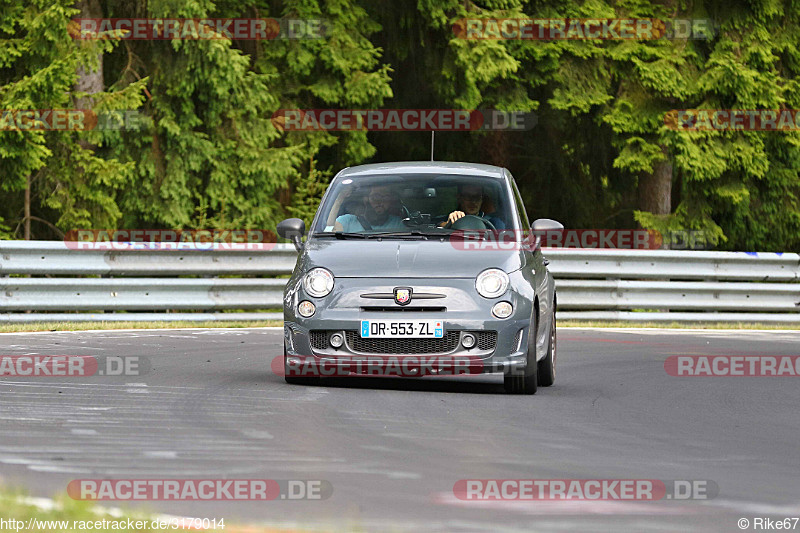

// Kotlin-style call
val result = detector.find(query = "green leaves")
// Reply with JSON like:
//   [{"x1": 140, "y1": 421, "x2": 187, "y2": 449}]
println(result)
[
  {"x1": 0, "y1": 0, "x2": 798, "y2": 251},
  {"x1": 613, "y1": 137, "x2": 666, "y2": 173},
  {"x1": 0, "y1": 0, "x2": 141, "y2": 236}
]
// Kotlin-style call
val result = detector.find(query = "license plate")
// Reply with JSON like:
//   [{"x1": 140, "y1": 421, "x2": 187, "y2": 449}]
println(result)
[{"x1": 360, "y1": 320, "x2": 444, "y2": 338}]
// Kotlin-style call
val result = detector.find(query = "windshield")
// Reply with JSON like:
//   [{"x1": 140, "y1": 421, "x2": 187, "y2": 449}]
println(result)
[{"x1": 311, "y1": 174, "x2": 516, "y2": 237}]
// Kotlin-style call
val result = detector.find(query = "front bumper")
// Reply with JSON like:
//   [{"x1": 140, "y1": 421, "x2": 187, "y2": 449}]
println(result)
[{"x1": 283, "y1": 276, "x2": 533, "y2": 375}]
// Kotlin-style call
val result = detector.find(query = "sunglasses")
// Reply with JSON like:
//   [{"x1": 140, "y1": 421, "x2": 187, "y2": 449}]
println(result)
[{"x1": 459, "y1": 193, "x2": 483, "y2": 202}]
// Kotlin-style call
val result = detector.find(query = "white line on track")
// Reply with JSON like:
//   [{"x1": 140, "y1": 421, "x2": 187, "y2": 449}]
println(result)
[
  {"x1": 432, "y1": 491, "x2": 800, "y2": 516},
  {"x1": 563, "y1": 327, "x2": 800, "y2": 334}
]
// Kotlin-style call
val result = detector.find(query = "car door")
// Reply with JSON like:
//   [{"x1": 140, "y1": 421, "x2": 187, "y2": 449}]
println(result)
[{"x1": 506, "y1": 170, "x2": 551, "y2": 360}]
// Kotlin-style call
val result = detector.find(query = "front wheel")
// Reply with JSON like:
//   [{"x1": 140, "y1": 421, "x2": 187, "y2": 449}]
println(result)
[
  {"x1": 504, "y1": 320, "x2": 538, "y2": 395},
  {"x1": 537, "y1": 311, "x2": 556, "y2": 387}
]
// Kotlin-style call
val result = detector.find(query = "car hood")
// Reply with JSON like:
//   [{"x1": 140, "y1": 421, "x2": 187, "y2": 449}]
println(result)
[{"x1": 299, "y1": 238, "x2": 525, "y2": 278}]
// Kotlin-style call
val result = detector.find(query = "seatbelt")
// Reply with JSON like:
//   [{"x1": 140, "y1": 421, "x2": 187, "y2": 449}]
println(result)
[{"x1": 357, "y1": 215, "x2": 373, "y2": 231}]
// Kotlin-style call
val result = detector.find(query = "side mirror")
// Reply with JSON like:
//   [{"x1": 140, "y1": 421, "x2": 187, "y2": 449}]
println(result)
[
  {"x1": 532, "y1": 218, "x2": 564, "y2": 232},
  {"x1": 277, "y1": 218, "x2": 306, "y2": 252},
  {"x1": 530, "y1": 219, "x2": 564, "y2": 250}
]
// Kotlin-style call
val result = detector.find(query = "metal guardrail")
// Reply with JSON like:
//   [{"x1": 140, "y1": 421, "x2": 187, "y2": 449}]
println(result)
[
  {"x1": 0, "y1": 278, "x2": 285, "y2": 311},
  {"x1": 1, "y1": 241, "x2": 798, "y2": 323},
  {"x1": 0, "y1": 241, "x2": 298, "y2": 276},
  {"x1": 546, "y1": 248, "x2": 800, "y2": 281},
  {"x1": 546, "y1": 249, "x2": 800, "y2": 322}
]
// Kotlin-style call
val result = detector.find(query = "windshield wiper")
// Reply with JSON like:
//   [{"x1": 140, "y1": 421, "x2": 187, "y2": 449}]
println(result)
[
  {"x1": 315, "y1": 230, "x2": 445, "y2": 240},
  {"x1": 364, "y1": 230, "x2": 445, "y2": 239},
  {"x1": 314, "y1": 232, "x2": 368, "y2": 239}
]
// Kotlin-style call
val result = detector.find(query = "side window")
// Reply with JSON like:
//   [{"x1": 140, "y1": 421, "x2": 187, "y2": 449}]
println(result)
[{"x1": 508, "y1": 172, "x2": 530, "y2": 230}]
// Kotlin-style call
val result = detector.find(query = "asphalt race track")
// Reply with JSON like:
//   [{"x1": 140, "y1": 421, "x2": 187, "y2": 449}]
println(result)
[{"x1": 0, "y1": 327, "x2": 799, "y2": 532}]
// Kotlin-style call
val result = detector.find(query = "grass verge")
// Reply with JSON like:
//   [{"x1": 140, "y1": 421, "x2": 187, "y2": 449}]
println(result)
[
  {"x1": 0, "y1": 486, "x2": 329, "y2": 532},
  {"x1": 0, "y1": 320, "x2": 282, "y2": 334},
  {"x1": 558, "y1": 320, "x2": 800, "y2": 330}
]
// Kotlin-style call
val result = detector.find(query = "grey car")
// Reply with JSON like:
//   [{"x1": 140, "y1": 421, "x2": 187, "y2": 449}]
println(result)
[{"x1": 277, "y1": 162, "x2": 562, "y2": 394}]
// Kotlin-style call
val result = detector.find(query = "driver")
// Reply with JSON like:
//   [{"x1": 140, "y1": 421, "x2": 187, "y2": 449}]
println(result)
[
  {"x1": 440, "y1": 184, "x2": 505, "y2": 229},
  {"x1": 334, "y1": 184, "x2": 405, "y2": 232}
]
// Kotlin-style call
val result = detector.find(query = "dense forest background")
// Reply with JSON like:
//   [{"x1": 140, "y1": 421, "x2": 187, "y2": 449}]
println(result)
[{"x1": 1, "y1": 0, "x2": 799, "y2": 251}]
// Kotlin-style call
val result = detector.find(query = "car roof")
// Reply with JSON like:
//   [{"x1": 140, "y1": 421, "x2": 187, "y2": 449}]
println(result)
[{"x1": 336, "y1": 161, "x2": 507, "y2": 179}]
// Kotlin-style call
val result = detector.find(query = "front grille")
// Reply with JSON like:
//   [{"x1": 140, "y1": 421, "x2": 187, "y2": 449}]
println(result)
[
  {"x1": 309, "y1": 330, "x2": 328, "y2": 350},
  {"x1": 477, "y1": 331, "x2": 498, "y2": 351},
  {"x1": 345, "y1": 330, "x2": 460, "y2": 354}
]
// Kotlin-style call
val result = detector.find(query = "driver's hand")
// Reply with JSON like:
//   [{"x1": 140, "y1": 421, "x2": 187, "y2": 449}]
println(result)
[{"x1": 447, "y1": 211, "x2": 465, "y2": 224}]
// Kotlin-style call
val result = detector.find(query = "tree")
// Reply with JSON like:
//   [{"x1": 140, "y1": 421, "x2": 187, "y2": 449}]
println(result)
[{"x1": 0, "y1": 0, "x2": 146, "y2": 238}]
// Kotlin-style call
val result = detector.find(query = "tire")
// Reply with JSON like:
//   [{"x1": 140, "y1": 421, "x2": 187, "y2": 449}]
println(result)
[
  {"x1": 537, "y1": 309, "x2": 556, "y2": 387},
  {"x1": 504, "y1": 317, "x2": 538, "y2": 395},
  {"x1": 283, "y1": 341, "x2": 319, "y2": 386}
]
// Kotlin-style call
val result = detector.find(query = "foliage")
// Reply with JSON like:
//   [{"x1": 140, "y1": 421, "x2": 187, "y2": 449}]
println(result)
[{"x1": 0, "y1": 0, "x2": 798, "y2": 251}]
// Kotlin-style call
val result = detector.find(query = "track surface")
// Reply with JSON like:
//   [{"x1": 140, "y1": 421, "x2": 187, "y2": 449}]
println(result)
[{"x1": 0, "y1": 327, "x2": 799, "y2": 532}]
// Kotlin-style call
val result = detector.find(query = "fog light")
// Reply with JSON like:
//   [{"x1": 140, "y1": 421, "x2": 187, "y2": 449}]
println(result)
[
  {"x1": 462, "y1": 333, "x2": 476, "y2": 349},
  {"x1": 330, "y1": 332, "x2": 344, "y2": 349},
  {"x1": 492, "y1": 301, "x2": 513, "y2": 319},
  {"x1": 298, "y1": 300, "x2": 316, "y2": 318}
]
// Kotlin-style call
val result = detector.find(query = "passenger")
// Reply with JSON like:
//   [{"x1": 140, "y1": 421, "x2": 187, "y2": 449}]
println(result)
[{"x1": 334, "y1": 184, "x2": 405, "y2": 232}]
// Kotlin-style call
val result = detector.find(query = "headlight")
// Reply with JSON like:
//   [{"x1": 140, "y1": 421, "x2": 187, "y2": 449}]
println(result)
[
  {"x1": 476, "y1": 268, "x2": 509, "y2": 298},
  {"x1": 303, "y1": 268, "x2": 334, "y2": 297}
]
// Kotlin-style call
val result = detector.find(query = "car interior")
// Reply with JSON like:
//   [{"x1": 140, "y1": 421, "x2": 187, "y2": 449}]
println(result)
[{"x1": 319, "y1": 176, "x2": 508, "y2": 232}]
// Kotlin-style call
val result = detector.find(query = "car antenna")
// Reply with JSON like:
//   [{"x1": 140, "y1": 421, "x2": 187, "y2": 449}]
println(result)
[{"x1": 430, "y1": 131, "x2": 435, "y2": 161}]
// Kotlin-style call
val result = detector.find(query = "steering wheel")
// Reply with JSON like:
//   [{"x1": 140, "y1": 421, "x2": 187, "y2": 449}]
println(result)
[{"x1": 445, "y1": 215, "x2": 497, "y2": 231}]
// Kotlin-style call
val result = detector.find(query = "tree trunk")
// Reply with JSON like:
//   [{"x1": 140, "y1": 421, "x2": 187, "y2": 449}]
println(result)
[
  {"x1": 479, "y1": 131, "x2": 511, "y2": 168},
  {"x1": 24, "y1": 174, "x2": 31, "y2": 240},
  {"x1": 74, "y1": 0, "x2": 104, "y2": 109},
  {"x1": 638, "y1": 144, "x2": 672, "y2": 215}
]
